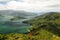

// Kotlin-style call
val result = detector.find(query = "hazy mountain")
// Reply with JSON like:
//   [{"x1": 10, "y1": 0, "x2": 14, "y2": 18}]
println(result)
[{"x1": 0, "y1": 10, "x2": 37, "y2": 18}]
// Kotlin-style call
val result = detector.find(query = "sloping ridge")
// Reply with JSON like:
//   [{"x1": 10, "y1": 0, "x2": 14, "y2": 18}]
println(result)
[{"x1": 28, "y1": 12, "x2": 60, "y2": 37}]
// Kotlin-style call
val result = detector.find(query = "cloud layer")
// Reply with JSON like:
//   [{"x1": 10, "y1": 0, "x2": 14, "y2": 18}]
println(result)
[{"x1": 0, "y1": 0, "x2": 60, "y2": 12}]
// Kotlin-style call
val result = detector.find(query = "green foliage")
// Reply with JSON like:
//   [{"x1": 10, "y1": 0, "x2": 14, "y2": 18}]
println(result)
[
  {"x1": 28, "y1": 12, "x2": 60, "y2": 36},
  {"x1": 26, "y1": 12, "x2": 60, "y2": 40}
]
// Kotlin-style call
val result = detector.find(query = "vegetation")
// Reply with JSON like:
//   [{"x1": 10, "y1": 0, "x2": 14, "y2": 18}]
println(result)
[
  {"x1": 0, "y1": 12, "x2": 60, "y2": 40},
  {"x1": 24, "y1": 12, "x2": 60, "y2": 40}
]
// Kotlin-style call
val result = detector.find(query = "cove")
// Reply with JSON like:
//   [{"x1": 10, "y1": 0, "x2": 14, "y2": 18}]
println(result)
[{"x1": 0, "y1": 19, "x2": 30, "y2": 34}]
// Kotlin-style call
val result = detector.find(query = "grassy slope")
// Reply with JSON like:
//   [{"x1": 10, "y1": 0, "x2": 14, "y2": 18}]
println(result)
[{"x1": 26, "y1": 12, "x2": 60, "y2": 40}]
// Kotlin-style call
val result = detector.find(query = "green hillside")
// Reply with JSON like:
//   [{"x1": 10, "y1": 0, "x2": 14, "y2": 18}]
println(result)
[
  {"x1": 23, "y1": 12, "x2": 60, "y2": 40},
  {"x1": 27, "y1": 12, "x2": 60, "y2": 36}
]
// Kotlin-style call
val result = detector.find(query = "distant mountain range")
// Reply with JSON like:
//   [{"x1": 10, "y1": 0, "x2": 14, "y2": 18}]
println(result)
[{"x1": 0, "y1": 10, "x2": 37, "y2": 18}]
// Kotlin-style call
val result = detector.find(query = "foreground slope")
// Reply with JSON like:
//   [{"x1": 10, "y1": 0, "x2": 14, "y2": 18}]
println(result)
[
  {"x1": 27, "y1": 12, "x2": 60, "y2": 36},
  {"x1": 24, "y1": 12, "x2": 60, "y2": 40}
]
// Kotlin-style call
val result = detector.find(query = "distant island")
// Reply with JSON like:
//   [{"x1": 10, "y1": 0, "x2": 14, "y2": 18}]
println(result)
[{"x1": 10, "y1": 16, "x2": 26, "y2": 21}]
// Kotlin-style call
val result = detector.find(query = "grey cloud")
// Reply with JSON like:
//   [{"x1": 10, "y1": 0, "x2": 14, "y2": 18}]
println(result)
[
  {"x1": 0, "y1": 0, "x2": 14, "y2": 2},
  {"x1": 47, "y1": 4, "x2": 60, "y2": 8}
]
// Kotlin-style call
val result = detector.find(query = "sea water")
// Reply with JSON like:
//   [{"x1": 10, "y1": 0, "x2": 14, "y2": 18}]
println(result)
[{"x1": 0, "y1": 17, "x2": 30, "y2": 34}]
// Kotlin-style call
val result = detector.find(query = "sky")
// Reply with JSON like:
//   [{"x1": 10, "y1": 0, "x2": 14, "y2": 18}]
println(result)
[{"x1": 0, "y1": 0, "x2": 60, "y2": 12}]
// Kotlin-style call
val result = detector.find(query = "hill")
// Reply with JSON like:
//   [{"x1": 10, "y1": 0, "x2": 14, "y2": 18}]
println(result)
[
  {"x1": 26, "y1": 12, "x2": 60, "y2": 35},
  {"x1": 23, "y1": 12, "x2": 60, "y2": 40},
  {"x1": 0, "y1": 10, "x2": 37, "y2": 18}
]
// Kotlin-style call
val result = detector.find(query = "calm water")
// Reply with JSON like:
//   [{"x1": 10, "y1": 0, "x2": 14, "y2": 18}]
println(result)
[{"x1": 0, "y1": 17, "x2": 30, "y2": 34}]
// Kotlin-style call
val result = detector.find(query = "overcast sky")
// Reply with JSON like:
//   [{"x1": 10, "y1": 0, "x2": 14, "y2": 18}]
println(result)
[{"x1": 0, "y1": 0, "x2": 60, "y2": 12}]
